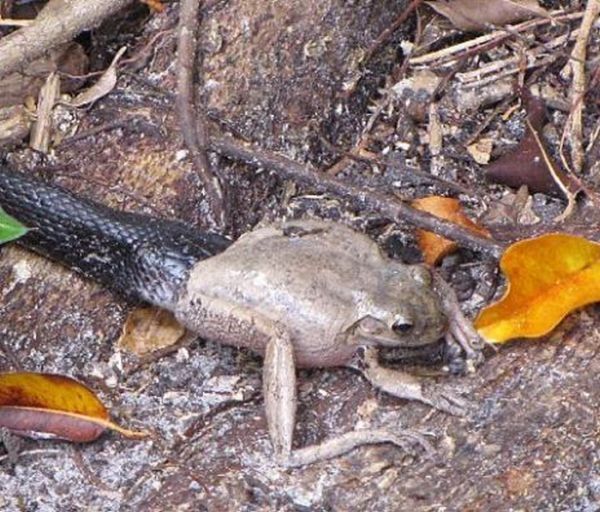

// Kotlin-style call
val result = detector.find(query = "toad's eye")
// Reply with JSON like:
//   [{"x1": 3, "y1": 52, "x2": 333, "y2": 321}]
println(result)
[{"x1": 392, "y1": 319, "x2": 414, "y2": 335}]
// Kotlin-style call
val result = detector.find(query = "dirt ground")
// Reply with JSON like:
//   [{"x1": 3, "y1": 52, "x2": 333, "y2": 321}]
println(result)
[{"x1": 1, "y1": 0, "x2": 599, "y2": 510}]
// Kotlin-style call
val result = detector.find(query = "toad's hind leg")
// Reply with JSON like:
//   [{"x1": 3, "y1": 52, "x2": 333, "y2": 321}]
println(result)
[
  {"x1": 264, "y1": 334, "x2": 432, "y2": 468},
  {"x1": 178, "y1": 294, "x2": 430, "y2": 467}
]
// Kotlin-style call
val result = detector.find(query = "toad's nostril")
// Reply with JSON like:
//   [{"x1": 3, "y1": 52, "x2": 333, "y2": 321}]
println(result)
[{"x1": 392, "y1": 318, "x2": 414, "y2": 335}]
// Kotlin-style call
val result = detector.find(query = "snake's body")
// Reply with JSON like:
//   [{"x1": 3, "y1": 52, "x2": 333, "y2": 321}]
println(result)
[{"x1": 0, "y1": 168, "x2": 230, "y2": 308}]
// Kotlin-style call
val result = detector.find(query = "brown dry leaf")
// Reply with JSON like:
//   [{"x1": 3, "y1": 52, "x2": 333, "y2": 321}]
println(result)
[
  {"x1": 412, "y1": 196, "x2": 491, "y2": 265},
  {"x1": 486, "y1": 94, "x2": 580, "y2": 196},
  {"x1": 426, "y1": 0, "x2": 547, "y2": 32},
  {"x1": 486, "y1": 93, "x2": 582, "y2": 220},
  {"x1": 0, "y1": 372, "x2": 146, "y2": 442},
  {"x1": 467, "y1": 138, "x2": 493, "y2": 164},
  {"x1": 118, "y1": 306, "x2": 185, "y2": 355},
  {"x1": 475, "y1": 233, "x2": 600, "y2": 343},
  {"x1": 69, "y1": 46, "x2": 127, "y2": 107}
]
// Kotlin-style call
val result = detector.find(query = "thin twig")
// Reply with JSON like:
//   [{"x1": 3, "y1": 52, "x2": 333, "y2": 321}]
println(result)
[
  {"x1": 456, "y1": 28, "x2": 577, "y2": 88},
  {"x1": 0, "y1": 0, "x2": 135, "y2": 80},
  {"x1": 0, "y1": 18, "x2": 33, "y2": 27},
  {"x1": 176, "y1": 0, "x2": 225, "y2": 228},
  {"x1": 409, "y1": 10, "x2": 583, "y2": 67},
  {"x1": 58, "y1": 120, "x2": 130, "y2": 147},
  {"x1": 561, "y1": 0, "x2": 600, "y2": 173},
  {"x1": 208, "y1": 133, "x2": 503, "y2": 258},
  {"x1": 363, "y1": 0, "x2": 425, "y2": 64},
  {"x1": 318, "y1": 132, "x2": 472, "y2": 195}
]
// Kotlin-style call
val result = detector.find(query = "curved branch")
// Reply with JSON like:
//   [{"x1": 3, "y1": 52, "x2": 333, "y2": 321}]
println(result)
[{"x1": 0, "y1": 0, "x2": 134, "y2": 80}]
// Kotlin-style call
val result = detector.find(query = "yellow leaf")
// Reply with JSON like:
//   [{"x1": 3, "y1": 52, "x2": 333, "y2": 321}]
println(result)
[
  {"x1": 475, "y1": 233, "x2": 600, "y2": 343},
  {"x1": 0, "y1": 372, "x2": 107, "y2": 418}
]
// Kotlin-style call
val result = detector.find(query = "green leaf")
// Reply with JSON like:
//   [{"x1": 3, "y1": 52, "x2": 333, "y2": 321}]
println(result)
[{"x1": 0, "y1": 208, "x2": 28, "y2": 244}]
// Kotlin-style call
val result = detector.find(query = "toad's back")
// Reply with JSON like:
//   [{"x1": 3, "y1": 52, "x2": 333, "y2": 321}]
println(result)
[{"x1": 185, "y1": 221, "x2": 382, "y2": 326}]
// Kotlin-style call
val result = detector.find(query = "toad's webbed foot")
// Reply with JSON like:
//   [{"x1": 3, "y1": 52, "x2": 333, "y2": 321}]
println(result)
[
  {"x1": 418, "y1": 381, "x2": 467, "y2": 416},
  {"x1": 349, "y1": 347, "x2": 467, "y2": 416}
]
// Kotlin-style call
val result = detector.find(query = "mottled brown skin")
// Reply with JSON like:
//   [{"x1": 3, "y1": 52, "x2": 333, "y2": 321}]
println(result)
[
  {"x1": 177, "y1": 219, "x2": 447, "y2": 367},
  {"x1": 174, "y1": 219, "x2": 469, "y2": 466}
]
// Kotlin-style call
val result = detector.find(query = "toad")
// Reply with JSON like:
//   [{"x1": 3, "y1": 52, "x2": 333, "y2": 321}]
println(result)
[{"x1": 0, "y1": 168, "x2": 482, "y2": 467}]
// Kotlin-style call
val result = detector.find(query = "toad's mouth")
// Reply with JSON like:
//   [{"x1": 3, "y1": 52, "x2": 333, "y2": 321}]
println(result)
[
  {"x1": 378, "y1": 339, "x2": 447, "y2": 363},
  {"x1": 356, "y1": 332, "x2": 443, "y2": 349}
]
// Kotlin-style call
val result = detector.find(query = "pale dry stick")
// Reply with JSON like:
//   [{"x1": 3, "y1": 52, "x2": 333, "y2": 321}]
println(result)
[
  {"x1": 456, "y1": 28, "x2": 578, "y2": 89},
  {"x1": 30, "y1": 72, "x2": 60, "y2": 152},
  {"x1": 0, "y1": 18, "x2": 33, "y2": 27},
  {"x1": 560, "y1": 0, "x2": 600, "y2": 174},
  {"x1": 176, "y1": 0, "x2": 225, "y2": 228},
  {"x1": 409, "y1": 10, "x2": 583, "y2": 67},
  {"x1": 0, "y1": 0, "x2": 135, "y2": 80},
  {"x1": 458, "y1": 55, "x2": 559, "y2": 89},
  {"x1": 428, "y1": 102, "x2": 443, "y2": 175},
  {"x1": 586, "y1": 119, "x2": 600, "y2": 154},
  {"x1": 0, "y1": 448, "x2": 64, "y2": 464}
]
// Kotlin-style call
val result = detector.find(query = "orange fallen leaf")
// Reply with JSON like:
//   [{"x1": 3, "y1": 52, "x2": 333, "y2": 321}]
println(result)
[
  {"x1": 412, "y1": 196, "x2": 491, "y2": 265},
  {"x1": 0, "y1": 372, "x2": 146, "y2": 442},
  {"x1": 140, "y1": 0, "x2": 165, "y2": 12},
  {"x1": 475, "y1": 233, "x2": 600, "y2": 343}
]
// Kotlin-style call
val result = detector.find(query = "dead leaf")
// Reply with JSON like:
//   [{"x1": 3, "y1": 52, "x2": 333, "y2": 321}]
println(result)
[
  {"x1": 0, "y1": 372, "x2": 146, "y2": 441},
  {"x1": 475, "y1": 233, "x2": 600, "y2": 343},
  {"x1": 467, "y1": 138, "x2": 493, "y2": 164},
  {"x1": 486, "y1": 93, "x2": 582, "y2": 220},
  {"x1": 486, "y1": 93, "x2": 580, "y2": 196},
  {"x1": 426, "y1": 0, "x2": 547, "y2": 32},
  {"x1": 69, "y1": 46, "x2": 127, "y2": 107},
  {"x1": 118, "y1": 306, "x2": 185, "y2": 355},
  {"x1": 412, "y1": 196, "x2": 491, "y2": 265}
]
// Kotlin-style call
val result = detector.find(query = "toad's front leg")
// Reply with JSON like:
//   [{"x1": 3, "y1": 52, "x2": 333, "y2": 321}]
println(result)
[
  {"x1": 432, "y1": 272, "x2": 485, "y2": 368},
  {"x1": 349, "y1": 347, "x2": 466, "y2": 416}
]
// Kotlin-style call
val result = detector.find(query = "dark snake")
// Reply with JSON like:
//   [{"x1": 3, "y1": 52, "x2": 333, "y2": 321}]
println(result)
[{"x1": 0, "y1": 167, "x2": 230, "y2": 308}]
